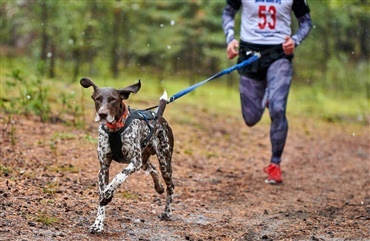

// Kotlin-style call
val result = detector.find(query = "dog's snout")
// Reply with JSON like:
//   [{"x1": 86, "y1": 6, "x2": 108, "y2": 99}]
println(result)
[
  {"x1": 99, "y1": 113, "x2": 108, "y2": 119},
  {"x1": 96, "y1": 106, "x2": 115, "y2": 123},
  {"x1": 98, "y1": 111, "x2": 108, "y2": 119}
]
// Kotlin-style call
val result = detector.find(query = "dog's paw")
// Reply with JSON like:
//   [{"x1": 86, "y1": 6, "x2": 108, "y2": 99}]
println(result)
[
  {"x1": 158, "y1": 212, "x2": 171, "y2": 221},
  {"x1": 100, "y1": 190, "x2": 114, "y2": 206},
  {"x1": 154, "y1": 183, "x2": 165, "y2": 194},
  {"x1": 89, "y1": 223, "x2": 104, "y2": 234}
]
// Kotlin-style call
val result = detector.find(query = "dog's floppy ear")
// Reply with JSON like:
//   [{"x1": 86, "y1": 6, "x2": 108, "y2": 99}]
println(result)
[
  {"x1": 119, "y1": 79, "x2": 141, "y2": 100},
  {"x1": 80, "y1": 78, "x2": 98, "y2": 91}
]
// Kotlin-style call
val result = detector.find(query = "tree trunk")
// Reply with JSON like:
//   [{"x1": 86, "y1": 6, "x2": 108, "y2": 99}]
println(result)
[
  {"x1": 40, "y1": 0, "x2": 49, "y2": 76},
  {"x1": 73, "y1": 49, "x2": 81, "y2": 82},
  {"x1": 359, "y1": 16, "x2": 369, "y2": 60},
  {"x1": 111, "y1": 6, "x2": 121, "y2": 79},
  {"x1": 49, "y1": 42, "x2": 56, "y2": 78}
]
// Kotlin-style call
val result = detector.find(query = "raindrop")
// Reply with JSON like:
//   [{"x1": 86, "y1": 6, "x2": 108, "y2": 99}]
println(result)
[
  {"x1": 357, "y1": 114, "x2": 363, "y2": 121},
  {"x1": 131, "y1": 3, "x2": 140, "y2": 10}
]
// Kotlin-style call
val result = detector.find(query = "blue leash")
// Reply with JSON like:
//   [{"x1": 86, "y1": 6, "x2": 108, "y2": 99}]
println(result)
[
  {"x1": 145, "y1": 52, "x2": 261, "y2": 110},
  {"x1": 167, "y1": 52, "x2": 261, "y2": 103}
]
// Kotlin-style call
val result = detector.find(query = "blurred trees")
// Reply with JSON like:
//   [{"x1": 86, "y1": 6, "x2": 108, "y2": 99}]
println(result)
[{"x1": 1, "y1": 0, "x2": 369, "y2": 87}]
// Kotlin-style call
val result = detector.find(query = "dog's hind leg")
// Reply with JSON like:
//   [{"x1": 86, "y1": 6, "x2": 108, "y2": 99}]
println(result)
[
  {"x1": 157, "y1": 158, "x2": 174, "y2": 220},
  {"x1": 155, "y1": 128, "x2": 175, "y2": 221},
  {"x1": 142, "y1": 149, "x2": 165, "y2": 194},
  {"x1": 148, "y1": 162, "x2": 165, "y2": 194},
  {"x1": 157, "y1": 155, "x2": 174, "y2": 220}
]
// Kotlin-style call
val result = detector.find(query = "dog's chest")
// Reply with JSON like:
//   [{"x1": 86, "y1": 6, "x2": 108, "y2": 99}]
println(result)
[{"x1": 98, "y1": 121, "x2": 153, "y2": 163}]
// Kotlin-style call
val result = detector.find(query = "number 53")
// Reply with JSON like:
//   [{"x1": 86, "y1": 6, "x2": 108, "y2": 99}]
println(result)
[{"x1": 258, "y1": 5, "x2": 276, "y2": 30}]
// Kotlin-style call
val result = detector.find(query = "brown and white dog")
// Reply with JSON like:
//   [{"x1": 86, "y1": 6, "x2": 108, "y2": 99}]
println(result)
[{"x1": 80, "y1": 78, "x2": 174, "y2": 234}]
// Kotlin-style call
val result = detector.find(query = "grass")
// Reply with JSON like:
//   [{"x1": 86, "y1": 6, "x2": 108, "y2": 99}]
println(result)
[
  {"x1": 288, "y1": 84, "x2": 369, "y2": 124},
  {"x1": 0, "y1": 164, "x2": 11, "y2": 176},
  {"x1": 48, "y1": 164, "x2": 80, "y2": 174},
  {"x1": 1, "y1": 57, "x2": 369, "y2": 126},
  {"x1": 120, "y1": 191, "x2": 140, "y2": 200},
  {"x1": 35, "y1": 212, "x2": 59, "y2": 225}
]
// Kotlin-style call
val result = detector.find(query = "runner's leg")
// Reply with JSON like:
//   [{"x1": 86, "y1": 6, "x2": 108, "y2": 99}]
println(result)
[
  {"x1": 239, "y1": 75, "x2": 266, "y2": 127},
  {"x1": 266, "y1": 58, "x2": 293, "y2": 164}
]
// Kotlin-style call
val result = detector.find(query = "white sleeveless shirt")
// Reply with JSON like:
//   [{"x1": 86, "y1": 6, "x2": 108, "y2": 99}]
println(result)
[{"x1": 240, "y1": 0, "x2": 294, "y2": 44}]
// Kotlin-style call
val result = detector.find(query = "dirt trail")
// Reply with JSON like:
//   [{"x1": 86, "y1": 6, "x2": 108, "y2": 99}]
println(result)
[{"x1": 0, "y1": 106, "x2": 369, "y2": 241}]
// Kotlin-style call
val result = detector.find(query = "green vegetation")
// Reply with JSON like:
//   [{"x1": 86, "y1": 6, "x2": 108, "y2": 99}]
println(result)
[
  {"x1": 120, "y1": 191, "x2": 140, "y2": 200},
  {"x1": 0, "y1": 61, "x2": 368, "y2": 126},
  {"x1": 34, "y1": 212, "x2": 58, "y2": 225},
  {"x1": 42, "y1": 181, "x2": 59, "y2": 195},
  {"x1": 1, "y1": 67, "x2": 85, "y2": 124},
  {"x1": 0, "y1": 164, "x2": 12, "y2": 176},
  {"x1": 0, "y1": 1, "x2": 368, "y2": 125},
  {"x1": 2, "y1": 69, "x2": 51, "y2": 122},
  {"x1": 48, "y1": 164, "x2": 80, "y2": 174}
]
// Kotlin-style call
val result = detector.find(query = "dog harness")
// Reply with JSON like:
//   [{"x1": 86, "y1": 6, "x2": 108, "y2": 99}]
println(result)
[{"x1": 101, "y1": 107, "x2": 157, "y2": 163}]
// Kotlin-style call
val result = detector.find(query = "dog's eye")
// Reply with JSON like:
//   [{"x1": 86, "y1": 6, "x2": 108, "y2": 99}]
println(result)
[
  {"x1": 95, "y1": 96, "x2": 103, "y2": 102},
  {"x1": 108, "y1": 97, "x2": 116, "y2": 103}
]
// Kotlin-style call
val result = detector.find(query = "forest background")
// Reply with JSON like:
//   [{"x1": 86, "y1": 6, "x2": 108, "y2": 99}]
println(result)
[
  {"x1": 0, "y1": 2, "x2": 369, "y2": 240},
  {"x1": 0, "y1": 0, "x2": 369, "y2": 123}
]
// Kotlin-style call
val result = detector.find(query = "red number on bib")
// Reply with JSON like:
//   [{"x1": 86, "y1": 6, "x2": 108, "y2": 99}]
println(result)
[{"x1": 258, "y1": 5, "x2": 276, "y2": 30}]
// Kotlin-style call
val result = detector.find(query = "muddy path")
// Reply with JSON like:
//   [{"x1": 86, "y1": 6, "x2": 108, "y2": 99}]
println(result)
[{"x1": 0, "y1": 104, "x2": 369, "y2": 241}]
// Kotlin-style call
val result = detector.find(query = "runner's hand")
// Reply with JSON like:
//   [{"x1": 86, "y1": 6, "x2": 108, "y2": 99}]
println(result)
[
  {"x1": 227, "y1": 39, "x2": 239, "y2": 59},
  {"x1": 282, "y1": 36, "x2": 295, "y2": 55}
]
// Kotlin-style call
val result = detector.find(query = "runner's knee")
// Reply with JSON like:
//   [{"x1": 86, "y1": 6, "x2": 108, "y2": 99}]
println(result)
[
  {"x1": 269, "y1": 104, "x2": 286, "y2": 121},
  {"x1": 242, "y1": 111, "x2": 262, "y2": 127}
]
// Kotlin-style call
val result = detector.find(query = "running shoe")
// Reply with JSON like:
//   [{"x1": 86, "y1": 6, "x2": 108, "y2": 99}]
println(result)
[{"x1": 263, "y1": 163, "x2": 283, "y2": 184}]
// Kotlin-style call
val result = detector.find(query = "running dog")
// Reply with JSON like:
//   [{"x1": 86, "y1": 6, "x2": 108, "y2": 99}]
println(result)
[{"x1": 80, "y1": 78, "x2": 174, "y2": 234}]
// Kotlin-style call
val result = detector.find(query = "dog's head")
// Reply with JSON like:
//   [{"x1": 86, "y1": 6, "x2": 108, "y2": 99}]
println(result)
[{"x1": 80, "y1": 78, "x2": 141, "y2": 123}]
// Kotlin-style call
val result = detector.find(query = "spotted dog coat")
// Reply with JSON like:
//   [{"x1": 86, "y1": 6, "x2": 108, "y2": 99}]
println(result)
[{"x1": 80, "y1": 78, "x2": 174, "y2": 234}]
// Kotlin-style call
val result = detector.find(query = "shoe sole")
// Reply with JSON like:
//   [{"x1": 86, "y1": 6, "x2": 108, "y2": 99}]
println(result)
[{"x1": 265, "y1": 179, "x2": 282, "y2": 184}]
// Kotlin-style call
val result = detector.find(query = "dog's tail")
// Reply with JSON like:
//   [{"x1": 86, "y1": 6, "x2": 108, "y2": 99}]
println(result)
[{"x1": 156, "y1": 90, "x2": 168, "y2": 117}]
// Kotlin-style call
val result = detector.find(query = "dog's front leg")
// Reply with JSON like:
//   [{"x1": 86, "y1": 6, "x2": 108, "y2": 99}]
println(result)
[
  {"x1": 100, "y1": 137, "x2": 142, "y2": 206},
  {"x1": 90, "y1": 205, "x2": 105, "y2": 234},
  {"x1": 100, "y1": 162, "x2": 138, "y2": 206},
  {"x1": 90, "y1": 131, "x2": 112, "y2": 234},
  {"x1": 90, "y1": 160, "x2": 111, "y2": 234}
]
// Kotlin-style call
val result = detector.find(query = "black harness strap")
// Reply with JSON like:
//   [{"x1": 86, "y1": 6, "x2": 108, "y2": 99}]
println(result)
[
  {"x1": 101, "y1": 125, "x2": 127, "y2": 163},
  {"x1": 135, "y1": 110, "x2": 155, "y2": 148},
  {"x1": 101, "y1": 108, "x2": 157, "y2": 162}
]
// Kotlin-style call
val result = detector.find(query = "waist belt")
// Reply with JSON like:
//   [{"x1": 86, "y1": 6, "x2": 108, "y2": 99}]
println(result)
[{"x1": 238, "y1": 41, "x2": 292, "y2": 80}]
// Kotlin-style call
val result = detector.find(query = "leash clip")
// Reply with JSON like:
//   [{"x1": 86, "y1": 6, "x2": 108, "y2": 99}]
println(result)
[{"x1": 246, "y1": 50, "x2": 260, "y2": 57}]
